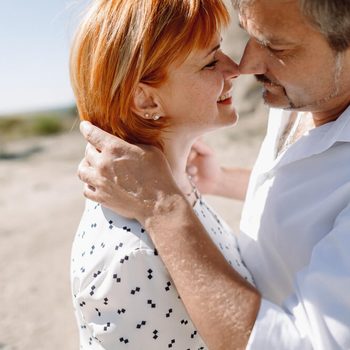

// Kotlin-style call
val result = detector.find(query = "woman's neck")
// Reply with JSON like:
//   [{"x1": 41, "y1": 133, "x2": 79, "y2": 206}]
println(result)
[{"x1": 162, "y1": 138, "x2": 195, "y2": 197}]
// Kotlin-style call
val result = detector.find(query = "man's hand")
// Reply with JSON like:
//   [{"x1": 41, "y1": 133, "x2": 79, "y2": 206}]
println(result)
[
  {"x1": 77, "y1": 121, "x2": 181, "y2": 223},
  {"x1": 187, "y1": 139, "x2": 222, "y2": 195}
]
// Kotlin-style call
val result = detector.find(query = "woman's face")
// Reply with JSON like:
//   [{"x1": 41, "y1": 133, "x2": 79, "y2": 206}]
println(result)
[{"x1": 157, "y1": 34, "x2": 239, "y2": 139}]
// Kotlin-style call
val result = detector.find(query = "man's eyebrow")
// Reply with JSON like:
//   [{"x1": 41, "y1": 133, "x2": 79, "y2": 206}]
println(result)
[
  {"x1": 238, "y1": 21, "x2": 295, "y2": 46},
  {"x1": 258, "y1": 36, "x2": 295, "y2": 46}
]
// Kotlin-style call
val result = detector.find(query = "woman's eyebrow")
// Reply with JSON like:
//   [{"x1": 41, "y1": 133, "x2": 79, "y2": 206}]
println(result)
[{"x1": 204, "y1": 38, "x2": 222, "y2": 58}]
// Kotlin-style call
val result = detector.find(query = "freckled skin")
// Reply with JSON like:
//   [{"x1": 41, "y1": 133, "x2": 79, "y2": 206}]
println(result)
[{"x1": 157, "y1": 33, "x2": 238, "y2": 140}]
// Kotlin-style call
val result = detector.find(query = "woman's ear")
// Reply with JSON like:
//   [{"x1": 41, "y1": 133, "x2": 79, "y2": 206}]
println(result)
[{"x1": 131, "y1": 83, "x2": 165, "y2": 120}]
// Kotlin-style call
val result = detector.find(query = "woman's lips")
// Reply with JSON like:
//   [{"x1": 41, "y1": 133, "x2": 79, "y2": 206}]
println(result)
[
  {"x1": 218, "y1": 97, "x2": 232, "y2": 105},
  {"x1": 217, "y1": 91, "x2": 232, "y2": 104}
]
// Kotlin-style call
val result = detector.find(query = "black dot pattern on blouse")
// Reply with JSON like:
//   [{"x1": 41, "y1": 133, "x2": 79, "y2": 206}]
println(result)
[{"x1": 71, "y1": 199, "x2": 254, "y2": 349}]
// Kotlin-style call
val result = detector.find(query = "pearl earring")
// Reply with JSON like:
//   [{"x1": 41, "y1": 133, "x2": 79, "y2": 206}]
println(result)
[
  {"x1": 153, "y1": 115, "x2": 160, "y2": 121},
  {"x1": 145, "y1": 113, "x2": 150, "y2": 118}
]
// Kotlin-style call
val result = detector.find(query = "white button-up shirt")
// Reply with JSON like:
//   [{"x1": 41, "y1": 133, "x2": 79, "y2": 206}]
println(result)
[{"x1": 239, "y1": 106, "x2": 350, "y2": 349}]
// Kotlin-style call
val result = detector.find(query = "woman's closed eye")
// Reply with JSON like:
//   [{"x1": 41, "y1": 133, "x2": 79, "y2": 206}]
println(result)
[{"x1": 203, "y1": 59, "x2": 219, "y2": 70}]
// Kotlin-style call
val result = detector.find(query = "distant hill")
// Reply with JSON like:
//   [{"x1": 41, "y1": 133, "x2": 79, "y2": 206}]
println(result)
[
  {"x1": 0, "y1": 105, "x2": 78, "y2": 120},
  {"x1": 0, "y1": 105, "x2": 79, "y2": 142}
]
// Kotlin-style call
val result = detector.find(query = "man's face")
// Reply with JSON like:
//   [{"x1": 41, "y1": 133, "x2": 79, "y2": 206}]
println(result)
[{"x1": 238, "y1": 0, "x2": 350, "y2": 116}]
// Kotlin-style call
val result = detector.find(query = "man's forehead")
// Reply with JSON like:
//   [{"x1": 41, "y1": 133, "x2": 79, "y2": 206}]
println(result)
[
  {"x1": 237, "y1": 0, "x2": 304, "y2": 44},
  {"x1": 234, "y1": 0, "x2": 296, "y2": 9},
  {"x1": 237, "y1": 0, "x2": 299, "y2": 20}
]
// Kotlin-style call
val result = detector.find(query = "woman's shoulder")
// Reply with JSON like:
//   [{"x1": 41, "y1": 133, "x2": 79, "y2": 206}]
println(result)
[
  {"x1": 73, "y1": 201, "x2": 167, "y2": 274},
  {"x1": 71, "y1": 201, "x2": 161, "y2": 295},
  {"x1": 73, "y1": 200, "x2": 156, "y2": 256}
]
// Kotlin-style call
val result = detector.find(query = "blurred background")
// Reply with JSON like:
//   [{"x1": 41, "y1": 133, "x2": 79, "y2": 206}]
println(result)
[{"x1": 0, "y1": 1, "x2": 267, "y2": 349}]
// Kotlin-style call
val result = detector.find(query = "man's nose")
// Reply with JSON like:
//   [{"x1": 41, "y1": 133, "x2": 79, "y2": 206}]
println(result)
[
  {"x1": 224, "y1": 58, "x2": 240, "y2": 80},
  {"x1": 239, "y1": 39, "x2": 267, "y2": 75},
  {"x1": 218, "y1": 51, "x2": 240, "y2": 80}
]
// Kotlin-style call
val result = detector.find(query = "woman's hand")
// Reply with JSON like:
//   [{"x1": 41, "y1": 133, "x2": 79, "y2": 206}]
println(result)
[
  {"x1": 77, "y1": 121, "x2": 181, "y2": 223},
  {"x1": 187, "y1": 139, "x2": 222, "y2": 196},
  {"x1": 187, "y1": 140, "x2": 251, "y2": 200}
]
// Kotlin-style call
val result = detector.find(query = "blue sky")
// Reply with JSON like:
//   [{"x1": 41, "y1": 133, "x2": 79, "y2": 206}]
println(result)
[{"x1": 0, "y1": 0, "x2": 89, "y2": 115}]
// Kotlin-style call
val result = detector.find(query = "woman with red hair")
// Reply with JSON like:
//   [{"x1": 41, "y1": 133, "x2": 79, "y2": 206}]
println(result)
[{"x1": 70, "y1": 0, "x2": 254, "y2": 348}]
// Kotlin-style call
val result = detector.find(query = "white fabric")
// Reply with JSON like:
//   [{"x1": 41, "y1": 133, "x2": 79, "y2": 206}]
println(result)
[
  {"x1": 71, "y1": 197, "x2": 254, "y2": 349},
  {"x1": 239, "y1": 106, "x2": 350, "y2": 349}
]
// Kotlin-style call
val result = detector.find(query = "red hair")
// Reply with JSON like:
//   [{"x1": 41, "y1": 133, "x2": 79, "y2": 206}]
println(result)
[{"x1": 70, "y1": 0, "x2": 230, "y2": 150}]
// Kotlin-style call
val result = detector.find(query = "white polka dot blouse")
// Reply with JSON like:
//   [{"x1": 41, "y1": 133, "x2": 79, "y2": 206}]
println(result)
[{"x1": 71, "y1": 197, "x2": 254, "y2": 349}]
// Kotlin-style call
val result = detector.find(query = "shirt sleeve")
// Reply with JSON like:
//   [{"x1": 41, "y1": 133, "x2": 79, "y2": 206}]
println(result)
[
  {"x1": 76, "y1": 248, "x2": 208, "y2": 350},
  {"x1": 247, "y1": 201, "x2": 350, "y2": 350}
]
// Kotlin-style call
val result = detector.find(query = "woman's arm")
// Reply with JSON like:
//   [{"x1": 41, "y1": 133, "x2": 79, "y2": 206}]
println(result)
[
  {"x1": 214, "y1": 167, "x2": 251, "y2": 200},
  {"x1": 78, "y1": 122, "x2": 261, "y2": 350}
]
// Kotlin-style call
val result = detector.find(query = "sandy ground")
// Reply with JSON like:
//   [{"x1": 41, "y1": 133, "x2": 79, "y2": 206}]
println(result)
[
  {"x1": 0, "y1": 8, "x2": 269, "y2": 350},
  {"x1": 0, "y1": 109, "x2": 267, "y2": 350}
]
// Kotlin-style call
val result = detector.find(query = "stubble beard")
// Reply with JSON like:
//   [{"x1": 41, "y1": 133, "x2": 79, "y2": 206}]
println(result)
[{"x1": 257, "y1": 52, "x2": 344, "y2": 112}]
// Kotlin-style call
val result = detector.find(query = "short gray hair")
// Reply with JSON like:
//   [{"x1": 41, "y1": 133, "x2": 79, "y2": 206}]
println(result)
[{"x1": 233, "y1": 0, "x2": 350, "y2": 51}]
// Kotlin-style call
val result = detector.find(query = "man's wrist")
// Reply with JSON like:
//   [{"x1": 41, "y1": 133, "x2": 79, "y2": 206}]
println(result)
[{"x1": 143, "y1": 192, "x2": 189, "y2": 228}]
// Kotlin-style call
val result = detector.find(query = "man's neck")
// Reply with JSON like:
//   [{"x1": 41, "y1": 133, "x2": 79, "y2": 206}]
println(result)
[
  {"x1": 311, "y1": 100, "x2": 350, "y2": 127},
  {"x1": 277, "y1": 111, "x2": 315, "y2": 156},
  {"x1": 277, "y1": 102, "x2": 349, "y2": 156}
]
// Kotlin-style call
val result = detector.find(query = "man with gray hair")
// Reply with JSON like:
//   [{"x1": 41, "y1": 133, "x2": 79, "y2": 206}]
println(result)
[{"x1": 78, "y1": 0, "x2": 350, "y2": 348}]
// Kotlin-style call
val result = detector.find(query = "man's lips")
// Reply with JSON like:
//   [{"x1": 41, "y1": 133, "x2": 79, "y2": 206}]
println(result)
[
  {"x1": 263, "y1": 82, "x2": 284, "y2": 91},
  {"x1": 255, "y1": 74, "x2": 282, "y2": 89}
]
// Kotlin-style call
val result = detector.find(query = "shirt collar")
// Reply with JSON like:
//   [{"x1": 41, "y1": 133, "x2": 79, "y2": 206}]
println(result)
[{"x1": 273, "y1": 104, "x2": 350, "y2": 170}]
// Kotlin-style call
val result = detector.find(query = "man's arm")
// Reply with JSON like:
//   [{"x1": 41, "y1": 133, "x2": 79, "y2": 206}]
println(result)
[
  {"x1": 78, "y1": 122, "x2": 261, "y2": 350},
  {"x1": 145, "y1": 195, "x2": 261, "y2": 349}
]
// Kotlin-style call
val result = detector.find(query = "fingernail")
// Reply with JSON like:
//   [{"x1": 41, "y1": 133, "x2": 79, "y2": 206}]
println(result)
[
  {"x1": 187, "y1": 165, "x2": 197, "y2": 175},
  {"x1": 80, "y1": 121, "x2": 91, "y2": 134}
]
